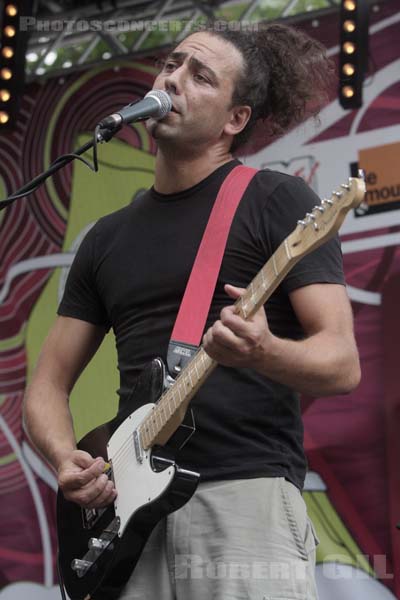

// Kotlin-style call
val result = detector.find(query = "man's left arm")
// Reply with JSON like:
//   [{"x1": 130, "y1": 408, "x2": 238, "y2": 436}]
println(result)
[{"x1": 203, "y1": 282, "x2": 361, "y2": 397}]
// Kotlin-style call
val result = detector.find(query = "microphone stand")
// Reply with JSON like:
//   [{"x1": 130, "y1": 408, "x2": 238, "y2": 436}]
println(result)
[{"x1": 0, "y1": 126, "x2": 116, "y2": 212}]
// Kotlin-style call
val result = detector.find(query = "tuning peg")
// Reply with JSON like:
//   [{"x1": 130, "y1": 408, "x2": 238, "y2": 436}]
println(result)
[
  {"x1": 341, "y1": 183, "x2": 350, "y2": 190},
  {"x1": 332, "y1": 191, "x2": 343, "y2": 197},
  {"x1": 321, "y1": 199, "x2": 333, "y2": 206}
]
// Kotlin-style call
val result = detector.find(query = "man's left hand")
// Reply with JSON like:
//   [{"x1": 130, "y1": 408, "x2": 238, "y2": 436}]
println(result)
[{"x1": 202, "y1": 284, "x2": 275, "y2": 369}]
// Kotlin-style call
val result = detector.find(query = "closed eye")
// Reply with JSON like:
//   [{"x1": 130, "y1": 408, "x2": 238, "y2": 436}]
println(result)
[
  {"x1": 164, "y1": 61, "x2": 178, "y2": 72},
  {"x1": 194, "y1": 73, "x2": 209, "y2": 83}
]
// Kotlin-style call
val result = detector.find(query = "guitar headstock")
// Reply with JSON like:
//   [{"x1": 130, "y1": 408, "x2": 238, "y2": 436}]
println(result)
[{"x1": 288, "y1": 176, "x2": 366, "y2": 258}]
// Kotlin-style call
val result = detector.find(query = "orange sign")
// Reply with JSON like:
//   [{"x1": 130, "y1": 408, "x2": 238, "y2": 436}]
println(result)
[{"x1": 358, "y1": 141, "x2": 400, "y2": 209}]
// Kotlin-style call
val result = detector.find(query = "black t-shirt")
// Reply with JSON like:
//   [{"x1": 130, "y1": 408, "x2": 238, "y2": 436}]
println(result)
[{"x1": 58, "y1": 160, "x2": 345, "y2": 490}]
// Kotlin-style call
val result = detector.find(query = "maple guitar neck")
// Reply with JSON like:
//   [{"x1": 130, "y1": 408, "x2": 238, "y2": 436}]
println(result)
[{"x1": 139, "y1": 176, "x2": 366, "y2": 450}]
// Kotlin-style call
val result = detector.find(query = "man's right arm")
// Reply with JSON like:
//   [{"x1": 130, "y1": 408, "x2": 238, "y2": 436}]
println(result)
[{"x1": 23, "y1": 316, "x2": 117, "y2": 507}]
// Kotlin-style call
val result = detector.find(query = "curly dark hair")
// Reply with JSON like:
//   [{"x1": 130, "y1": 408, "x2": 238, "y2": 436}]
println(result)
[{"x1": 191, "y1": 22, "x2": 335, "y2": 152}]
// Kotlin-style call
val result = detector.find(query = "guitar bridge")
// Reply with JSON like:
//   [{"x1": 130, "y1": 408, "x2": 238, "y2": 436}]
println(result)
[{"x1": 71, "y1": 517, "x2": 120, "y2": 578}]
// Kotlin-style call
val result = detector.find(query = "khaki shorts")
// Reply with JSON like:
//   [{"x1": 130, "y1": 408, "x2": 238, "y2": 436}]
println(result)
[{"x1": 119, "y1": 477, "x2": 319, "y2": 600}]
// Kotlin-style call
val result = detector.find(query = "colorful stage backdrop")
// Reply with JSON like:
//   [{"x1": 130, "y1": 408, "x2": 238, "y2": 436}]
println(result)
[{"x1": 0, "y1": 1, "x2": 399, "y2": 598}]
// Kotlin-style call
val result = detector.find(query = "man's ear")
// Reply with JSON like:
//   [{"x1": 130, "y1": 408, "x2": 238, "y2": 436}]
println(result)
[{"x1": 224, "y1": 105, "x2": 252, "y2": 136}]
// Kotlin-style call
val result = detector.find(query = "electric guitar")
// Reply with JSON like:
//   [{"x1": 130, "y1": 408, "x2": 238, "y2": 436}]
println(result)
[{"x1": 57, "y1": 176, "x2": 366, "y2": 600}]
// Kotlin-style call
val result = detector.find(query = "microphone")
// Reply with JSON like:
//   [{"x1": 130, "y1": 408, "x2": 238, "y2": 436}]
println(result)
[{"x1": 99, "y1": 90, "x2": 172, "y2": 130}]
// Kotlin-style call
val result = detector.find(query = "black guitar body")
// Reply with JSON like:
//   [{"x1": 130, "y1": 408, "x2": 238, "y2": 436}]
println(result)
[{"x1": 57, "y1": 358, "x2": 200, "y2": 600}]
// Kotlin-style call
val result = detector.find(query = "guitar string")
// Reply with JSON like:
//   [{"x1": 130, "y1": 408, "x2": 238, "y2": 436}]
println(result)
[
  {"x1": 108, "y1": 371, "x2": 197, "y2": 472},
  {"x1": 106, "y1": 370, "x2": 194, "y2": 469},
  {"x1": 107, "y1": 355, "x2": 210, "y2": 476},
  {"x1": 107, "y1": 370, "x2": 191, "y2": 465}
]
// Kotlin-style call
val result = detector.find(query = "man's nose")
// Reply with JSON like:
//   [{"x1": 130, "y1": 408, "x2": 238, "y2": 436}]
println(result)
[{"x1": 164, "y1": 65, "x2": 185, "y2": 95}]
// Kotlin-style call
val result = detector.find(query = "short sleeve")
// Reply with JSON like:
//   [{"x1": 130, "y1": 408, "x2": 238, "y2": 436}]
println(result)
[
  {"x1": 260, "y1": 175, "x2": 346, "y2": 294},
  {"x1": 57, "y1": 223, "x2": 111, "y2": 328}
]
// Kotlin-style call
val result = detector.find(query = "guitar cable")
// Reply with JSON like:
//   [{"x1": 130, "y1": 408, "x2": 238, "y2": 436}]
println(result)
[{"x1": 57, "y1": 554, "x2": 68, "y2": 600}]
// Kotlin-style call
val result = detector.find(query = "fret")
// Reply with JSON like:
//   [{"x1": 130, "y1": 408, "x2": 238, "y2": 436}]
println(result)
[
  {"x1": 166, "y1": 397, "x2": 173, "y2": 416},
  {"x1": 143, "y1": 419, "x2": 151, "y2": 438},
  {"x1": 253, "y1": 281, "x2": 264, "y2": 304},
  {"x1": 150, "y1": 412, "x2": 158, "y2": 435},
  {"x1": 249, "y1": 280, "x2": 255, "y2": 299},
  {"x1": 155, "y1": 407, "x2": 162, "y2": 429},
  {"x1": 188, "y1": 370, "x2": 194, "y2": 387},
  {"x1": 143, "y1": 429, "x2": 149, "y2": 449},
  {"x1": 139, "y1": 426, "x2": 146, "y2": 449},
  {"x1": 146, "y1": 415, "x2": 155, "y2": 440},
  {"x1": 194, "y1": 362, "x2": 200, "y2": 381},
  {"x1": 177, "y1": 381, "x2": 185, "y2": 405},
  {"x1": 171, "y1": 388, "x2": 178, "y2": 410},
  {"x1": 260, "y1": 267, "x2": 267, "y2": 289},
  {"x1": 272, "y1": 254, "x2": 279, "y2": 277},
  {"x1": 264, "y1": 262, "x2": 275, "y2": 285},
  {"x1": 158, "y1": 403, "x2": 167, "y2": 428},
  {"x1": 239, "y1": 295, "x2": 248, "y2": 319},
  {"x1": 284, "y1": 238, "x2": 292, "y2": 260}
]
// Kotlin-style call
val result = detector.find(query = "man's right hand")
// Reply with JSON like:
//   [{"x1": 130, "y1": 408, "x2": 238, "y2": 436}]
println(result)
[{"x1": 57, "y1": 450, "x2": 117, "y2": 508}]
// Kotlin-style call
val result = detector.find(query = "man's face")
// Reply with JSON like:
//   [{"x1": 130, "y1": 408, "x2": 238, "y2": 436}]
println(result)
[{"x1": 148, "y1": 32, "x2": 245, "y2": 149}]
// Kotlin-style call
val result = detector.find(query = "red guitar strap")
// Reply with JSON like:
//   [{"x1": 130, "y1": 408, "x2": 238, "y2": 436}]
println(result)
[{"x1": 167, "y1": 164, "x2": 258, "y2": 375}]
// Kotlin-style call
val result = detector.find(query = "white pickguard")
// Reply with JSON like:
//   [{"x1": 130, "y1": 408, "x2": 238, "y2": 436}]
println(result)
[{"x1": 107, "y1": 403, "x2": 175, "y2": 534}]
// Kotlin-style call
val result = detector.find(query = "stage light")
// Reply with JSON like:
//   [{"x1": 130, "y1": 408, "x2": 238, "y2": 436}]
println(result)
[
  {"x1": 339, "y1": 0, "x2": 369, "y2": 109},
  {"x1": 4, "y1": 25, "x2": 16, "y2": 38},
  {"x1": 5, "y1": 5, "x2": 18, "y2": 17},
  {"x1": 0, "y1": 89, "x2": 11, "y2": 102},
  {"x1": 344, "y1": 0, "x2": 356, "y2": 10},
  {"x1": 0, "y1": 111, "x2": 10, "y2": 124},
  {"x1": 0, "y1": 1, "x2": 32, "y2": 130},
  {"x1": 0, "y1": 68, "x2": 12, "y2": 80},
  {"x1": 342, "y1": 86, "x2": 355, "y2": 98},
  {"x1": 343, "y1": 41, "x2": 356, "y2": 54},
  {"x1": 342, "y1": 63, "x2": 355, "y2": 76},
  {"x1": 2, "y1": 46, "x2": 14, "y2": 59},
  {"x1": 343, "y1": 19, "x2": 356, "y2": 32}
]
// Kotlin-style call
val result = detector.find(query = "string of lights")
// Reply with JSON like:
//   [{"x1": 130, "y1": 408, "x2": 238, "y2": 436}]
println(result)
[
  {"x1": 339, "y1": 0, "x2": 369, "y2": 109},
  {"x1": 0, "y1": 1, "x2": 32, "y2": 129}
]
